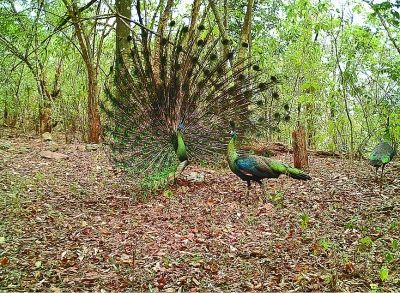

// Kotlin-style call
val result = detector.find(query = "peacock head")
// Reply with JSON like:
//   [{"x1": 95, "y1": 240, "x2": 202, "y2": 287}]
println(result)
[
  {"x1": 177, "y1": 122, "x2": 185, "y2": 132},
  {"x1": 229, "y1": 121, "x2": 238, "y2": 139}
]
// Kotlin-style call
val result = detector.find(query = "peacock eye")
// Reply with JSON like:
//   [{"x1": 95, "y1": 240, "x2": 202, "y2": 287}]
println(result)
[
  {"x1": 160, "y1": 37, "x2": 168, "y2": 45},
  {"x1": 222, "y1": 38, "x2": 230, "y2": 45}
]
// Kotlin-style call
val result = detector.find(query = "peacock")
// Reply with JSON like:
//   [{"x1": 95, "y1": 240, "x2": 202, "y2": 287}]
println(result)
[
  {"x1": 102, "y1": 11, "x2": 276, "y2": 188},
  {"x1": 369, "y1": 119, "x2": 396, "y2": 180},
  {"x1": 227, "y1": 121, "x2": 311, "y2": 198}
]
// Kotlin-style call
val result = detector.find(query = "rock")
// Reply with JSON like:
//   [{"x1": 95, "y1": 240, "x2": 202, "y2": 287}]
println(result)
[
  {"x1": 185, "y1": 171, "x2": 205, "y2": 183},
  {"x1": 46, "y1": 141, "x2": 59, "y2": 152},
  {"x1": 42, "y1": 132, "x2": 52, "y2": 142},
  {"x1": 39, "y1": 150, "x2": 68, "y2": 160},
  {"x1": 85, "y1": 144, "x2": 100, "y2": 151},
  {"x1": 0, "y1": 142, "x2": 12, "y2": 150},
  {"x1": 17, "y1": 146, "x2": 30, "y2": 154}
]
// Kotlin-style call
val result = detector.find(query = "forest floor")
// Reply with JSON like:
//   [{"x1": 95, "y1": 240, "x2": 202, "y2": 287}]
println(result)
[{"x1": 1, "y1": 130, "x2": 400, "y2": 292}]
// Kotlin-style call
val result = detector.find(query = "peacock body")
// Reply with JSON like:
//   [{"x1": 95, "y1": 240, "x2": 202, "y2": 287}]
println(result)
[
  {"x1": 227, "y1": 122, "x2": 311, "y2": 197},
  {"x1": 369, "y1": 141, "x2": 395, "y2": 177},
  {"x1": 103, "y1": 13, "x2": 276, "y2": 187}
]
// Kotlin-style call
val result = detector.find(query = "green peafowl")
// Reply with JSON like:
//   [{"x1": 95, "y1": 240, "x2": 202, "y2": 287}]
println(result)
[
  {"x1": 369, "y1": 118, "x2": 396, "y2": 180},
  {"x1": 102, "y1": 10, "x2": 276, "y2": 187},
  {"x1": 227, "y1": 121, "x2": 311, "y2": 198}
]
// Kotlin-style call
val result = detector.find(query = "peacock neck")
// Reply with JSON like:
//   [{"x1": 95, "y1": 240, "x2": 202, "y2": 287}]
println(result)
[
  {"x1": 227, "y1": 134, "x2": 238, "y2": 169},
  {"x1": 175, "y1": 130, "x2": 188, "y2": 162}
]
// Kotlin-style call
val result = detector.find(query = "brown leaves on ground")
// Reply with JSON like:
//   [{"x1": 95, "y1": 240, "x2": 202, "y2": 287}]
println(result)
[{"x1": 0, "y1": 132, "x2": 399, "y2": 291}]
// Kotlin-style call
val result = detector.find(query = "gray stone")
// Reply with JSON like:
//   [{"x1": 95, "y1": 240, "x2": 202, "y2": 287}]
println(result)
[
  {"x1": 17, "y1": 146, "x2": 30, "y2": 154},
  {"x1": 46, "y1": 141, "x2": 59, "y2": 152},
  {"x1": 42, "y1": 132, "x2": 52, "y2": 142},
  {"x1": 0, "y1": 142, "x2": 12, "y2": 150},
  {"x1": 85, "y1": 144, "x2": 100, "y2": 151},
  {"x1": 39, "y1": 150, "x2": 68, "y2": 160},
  {"x1": 185, "y1": 172, "x2": 205, "y2": 183}
]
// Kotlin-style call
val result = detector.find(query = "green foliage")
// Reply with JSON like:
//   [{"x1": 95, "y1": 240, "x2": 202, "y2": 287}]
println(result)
[
  {"x1": 299, "y1": 212, "x2": 310, "y2": 230},
  {"x1": 379, "y1": 266, "x2": 389, "y2": 282}
]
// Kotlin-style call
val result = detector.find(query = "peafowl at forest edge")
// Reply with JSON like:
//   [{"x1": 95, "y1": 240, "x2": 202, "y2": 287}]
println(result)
[
  {"x1": 227, "y1": 121, "x2": 311, "y2": 199},
  {"x1": 369, "y1": 118, "x2": 396, "y2": 180},
  {"x1": 102, "y1": 11, "x2": 277, "y2": 190}
]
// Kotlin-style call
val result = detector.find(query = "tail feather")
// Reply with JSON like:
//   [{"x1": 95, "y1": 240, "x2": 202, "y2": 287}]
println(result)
[{"x1": 286, "y1": 167, "x2": 311, "y2": 180}]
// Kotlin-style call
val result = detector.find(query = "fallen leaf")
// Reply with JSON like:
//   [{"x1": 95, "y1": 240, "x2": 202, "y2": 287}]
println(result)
[{"x1": 0, "y1": 256, "x2": 9, "y2": 266}]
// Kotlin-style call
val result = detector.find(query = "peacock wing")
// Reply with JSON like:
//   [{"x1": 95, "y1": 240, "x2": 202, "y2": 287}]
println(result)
[{"x1": 236, "y1": 155, "x2": 276, "y2": 178}]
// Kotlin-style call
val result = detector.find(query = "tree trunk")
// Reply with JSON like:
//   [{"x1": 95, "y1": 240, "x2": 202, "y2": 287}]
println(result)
[
  {"x1": 39, "y1": 104, "x2": 52, "y2": 133},
  {"x1": 87, "y1": 67, "x2": 101, "y2": 143},
  {"x1": 62, "y1": 0, "x2": 101, "y2": 143},
  {"x1": 115, "y1": 0, "x2": 132, "y2": 87},
  {"x1": 292, "y1": 125, "x2": 309, "y2": 169}
]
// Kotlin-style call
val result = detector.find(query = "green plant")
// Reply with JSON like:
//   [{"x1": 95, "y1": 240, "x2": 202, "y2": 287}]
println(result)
[
  {"x1": 319, "y1": 238, "x2": 333, "y2": 251},
  {"x1": 299, "y1": 212, "x2": 310, "y2": 229},
  {"x1": 358, "y1": 236, "x2": 373, "y2": 249},
  {"x1": 269, "y1": 191, "x2": 284, "y2": 207},
  {"x1": 379, "y1": 266, "x2": 389, "y2": 282}
]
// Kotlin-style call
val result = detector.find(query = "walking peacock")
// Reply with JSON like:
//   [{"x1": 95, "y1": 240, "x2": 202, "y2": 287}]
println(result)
[
  {"x1": 369, "y1": 118, "x2": 396, "y2": 180},
  {"x1": 227, "y1": 121, "x2": 311, "y2": 198},
  {"x1": 102, "y1": 11, "x2": 276, "y2": 188}
]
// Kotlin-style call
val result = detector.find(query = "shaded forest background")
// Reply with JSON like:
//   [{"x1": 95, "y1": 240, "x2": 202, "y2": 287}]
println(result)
[{"x1": 0, "y1": 0, "x2": 399, "y2": 154}]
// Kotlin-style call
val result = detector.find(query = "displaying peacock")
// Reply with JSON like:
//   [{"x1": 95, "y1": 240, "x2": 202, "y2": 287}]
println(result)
[
  {"x1": 102, "y1": 13, "x2": 276, "y2": 188},
  {"x1": 369, "y1": 119, "x2": 396, "y2": 180},
  {"x1": 227, "y1": 121, "x2": 311, "y2": 198}
]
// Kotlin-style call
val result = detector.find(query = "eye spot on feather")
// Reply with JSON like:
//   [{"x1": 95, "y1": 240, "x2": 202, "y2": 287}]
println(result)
[
  {"x1": 181, "y1": 26, "x2": 189, "y2": 33},
  {"x1": 160, "y1": 37, "x2": 168, "y2": 45},
  {"x1": 284, "y1": 103, "x2": 290, "y2": 111},
  {"x1": 270, "y1": 75, "x2": 278, "y2": 82},
  {"x1": 203, "y1": 68, "x2": 211, "y2": 76},
  {"x1": 127, "y1": 35, "x2": 132, "y2": 42},
  {"x1": 169, "y1": 20, "x2": 176, "y2": 27},
  {"x1": 256, "y1": 100, "x2": 263, "y2": 106},
  {"x1": 222, "y1": 38, "x2": 230, "y2": 45},
  {"x1": 244, "y1": 90, "x2": 252, "y2": 98},
  {"x1": 239, "y1": 74, "x2": 245, "y2": 80},
  {"x1": 252, "y1": 65, "x2": 261, "y2": 71},
  {"x1": 176, "y1": 45, "x2": 183, "y2": 53},
  {"x1": 210, "y1": 53, "x2": 217, "y2": 61},
  {"x1": 217, "y1": 67, "x2": 224, "y2": 74},
  {"x1": 191, "y1": 56, "x2": 198, "y2": 64},
  {"x1": 198, "y1": 24, "x2": 205, "y2": 30},
  {"x1": 226, "y1": 51, "x2": 234, "y2": 60},
  {"x1": 197, "y1": 39, "x2": 205, "y2": 46},
  {"x1": 258, "y1": 82, "x2": 267, "y2": 90},
  {"x1": 274, "y1": 112, "x2": 281, "y2": 120},
  {"x1": 242, "y1": 42, "x2": 249, "y2": 48},
  {"x1": 284, "y1": 115, "x2": 291, "y2": 121},
  {"x1": 272, "y1": 92, "x2": 279, "y2": 99}
]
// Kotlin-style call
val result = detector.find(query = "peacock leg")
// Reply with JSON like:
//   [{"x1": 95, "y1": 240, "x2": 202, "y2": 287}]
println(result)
[
  {"x1": 260, "y1": 181, "x2": 268, "y2": 203},
  {"x1": 246, "y1": 181, "x2": 251, "y2": 197},
  {"x1": 380, "y1": 165, "x2": 385, "y2": 181}
]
